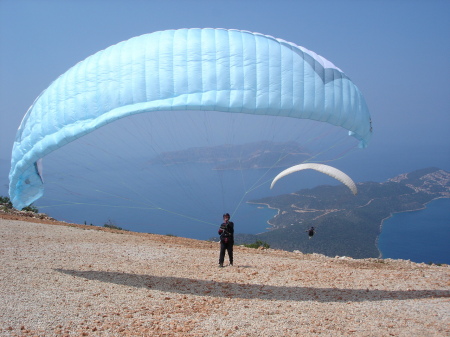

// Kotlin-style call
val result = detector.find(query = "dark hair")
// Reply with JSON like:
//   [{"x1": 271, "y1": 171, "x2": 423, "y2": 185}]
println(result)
[{"x1": 223, "y1": 213, "x2": 230, "y2": 218}]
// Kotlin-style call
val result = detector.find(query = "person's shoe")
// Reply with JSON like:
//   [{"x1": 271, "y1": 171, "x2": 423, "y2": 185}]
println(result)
[{"x1": 219, "y1": 263, "x2": 224, "y2": 268}]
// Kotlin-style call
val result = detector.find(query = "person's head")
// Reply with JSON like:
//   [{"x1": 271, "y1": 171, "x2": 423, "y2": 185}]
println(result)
[{"x1": 223, "y1": 213, "x2": 230, "y2": 220}]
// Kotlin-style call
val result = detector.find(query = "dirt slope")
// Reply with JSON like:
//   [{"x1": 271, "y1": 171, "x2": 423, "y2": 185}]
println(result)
[{"x1": 1, "y1": 214, "x2": 449, "y2": 336}]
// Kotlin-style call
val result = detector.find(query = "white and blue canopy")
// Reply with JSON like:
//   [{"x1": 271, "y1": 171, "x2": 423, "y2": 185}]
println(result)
[{"x1": 9, "y1": 28, "x2": 371, "y2": 209}]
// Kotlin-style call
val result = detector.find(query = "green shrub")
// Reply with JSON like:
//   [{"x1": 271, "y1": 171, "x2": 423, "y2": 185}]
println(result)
[
  {"x1": 0, "y1": 196, "x2": 13, "y2": 209},
  {"x1": 243, "y1": 240, "x2": 270, "y2": 249},
  {"x1": 22, "y1": 204, "x2": 39, "y2": 213},
  {"x1": 427, "y1": 262, "x2": 443, "y2": 266},
  {"x1": 0, "y1": 195, "x2": 39, "y2": 213},
  {"x1": 103, "y1": 219, "x2": 122, "y2": 230},
  {"x1": 104, "y1": 224, "x2": 123, "y2": 230}
]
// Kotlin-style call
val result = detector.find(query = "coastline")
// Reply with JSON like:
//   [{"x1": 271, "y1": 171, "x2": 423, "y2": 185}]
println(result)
[
  {"x1": 246, "y1": 200, "x2": 280, "y2": 229},
  {"x1": 376, "y1": 196, "x2": 448, "y2": 258},
  {"x1": 249, "y1": 195, "x2": 450, "y2": 261}
]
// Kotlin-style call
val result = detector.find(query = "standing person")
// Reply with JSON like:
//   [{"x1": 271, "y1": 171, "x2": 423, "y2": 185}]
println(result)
[{"x1": 218, "y1": 213, "x2": 234, "y2": 267}]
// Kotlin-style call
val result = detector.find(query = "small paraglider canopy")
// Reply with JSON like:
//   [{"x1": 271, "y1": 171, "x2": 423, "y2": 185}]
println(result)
[{"x1": 270, "y1": 163, "x2": 358, "y2": 195}]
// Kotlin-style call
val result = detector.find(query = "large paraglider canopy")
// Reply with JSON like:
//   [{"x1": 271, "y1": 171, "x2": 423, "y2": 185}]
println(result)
[{"x1": 9, "y1": 28, "x2": 371, "y2": 234}]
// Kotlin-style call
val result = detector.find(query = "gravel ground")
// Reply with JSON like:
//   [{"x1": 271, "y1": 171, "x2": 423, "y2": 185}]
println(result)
[{"x1": 0, "y1": 217, "x2": 449, "y2": 336}]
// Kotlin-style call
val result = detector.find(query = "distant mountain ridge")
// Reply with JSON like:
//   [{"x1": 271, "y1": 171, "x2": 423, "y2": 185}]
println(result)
[
  {"x1": 147, "y1": 141, "x2": 310, "y2": 170},
  {"x1": 236, "y1": 167, "x2": 450, "y2": 259}
]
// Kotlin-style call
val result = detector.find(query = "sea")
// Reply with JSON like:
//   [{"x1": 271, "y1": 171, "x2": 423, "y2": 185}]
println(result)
[
  {"x1": 5, "y1": 159, "x2": 450, "y2": 264},
  {"x1": 378, "y1": 198, "x2": 450, "y2": 265},
  {"x1": 34, "y1": 163, "x2": 285, "y2": 240}
]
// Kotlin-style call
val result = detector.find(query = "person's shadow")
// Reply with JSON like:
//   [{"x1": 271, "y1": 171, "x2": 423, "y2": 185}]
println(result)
[{"x1": 55, "y1": 269, "x2": 450, "y2": 302}]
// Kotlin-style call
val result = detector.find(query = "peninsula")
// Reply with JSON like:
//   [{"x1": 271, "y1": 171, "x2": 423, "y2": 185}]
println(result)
[
  {"x1": 240, "y1": 167, "x2": 450, "y2": 259},
  {"x1": 147, "y1": 140, "x2": 310, "y2": 170}
]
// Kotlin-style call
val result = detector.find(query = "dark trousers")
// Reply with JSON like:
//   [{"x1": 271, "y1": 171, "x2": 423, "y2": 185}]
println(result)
[{"x1": 219, "y1": 241, "x2": 233, "y2": 265}]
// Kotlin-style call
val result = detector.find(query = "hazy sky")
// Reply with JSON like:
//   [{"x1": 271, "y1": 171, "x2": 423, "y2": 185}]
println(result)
[{"x1": 1, "y1": 0, "x2": 450, "y2": 198}]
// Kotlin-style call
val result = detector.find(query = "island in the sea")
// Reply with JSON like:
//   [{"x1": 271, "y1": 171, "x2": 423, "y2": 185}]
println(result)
[
  {"x1": 147, "y1": 141, "x2": 311, "y2": 170},
  {"x1": 236, "y1": 167, "x2": 450, "y2": 259}
]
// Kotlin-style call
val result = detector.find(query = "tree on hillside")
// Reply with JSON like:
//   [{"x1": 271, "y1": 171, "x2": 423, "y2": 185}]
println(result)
[{"x1": 0, "y1": 196, "x2": 39, "y2": 213}]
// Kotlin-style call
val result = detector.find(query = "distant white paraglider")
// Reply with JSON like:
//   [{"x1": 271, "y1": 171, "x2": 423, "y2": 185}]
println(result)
[{"x1": 270, "y1": 163, "x2": 358, "y2": 195}]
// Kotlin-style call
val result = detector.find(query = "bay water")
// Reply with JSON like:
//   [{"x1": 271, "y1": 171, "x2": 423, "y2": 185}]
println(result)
[
  {"x1": 378, "y1": 198, "x2": 450, "y2": 264},
  {"x1": 37, "y1": 163, "x2": 282, "y2": 240}
]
